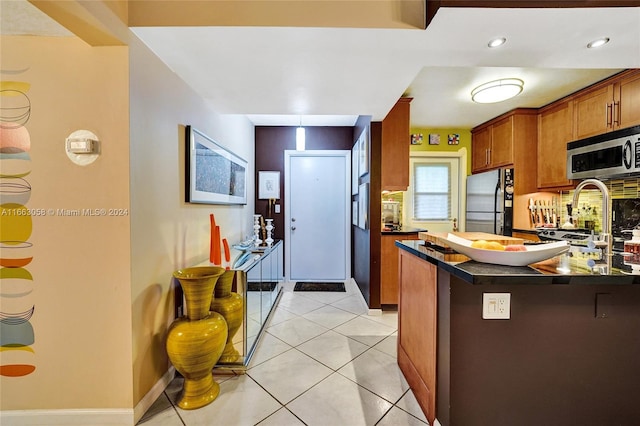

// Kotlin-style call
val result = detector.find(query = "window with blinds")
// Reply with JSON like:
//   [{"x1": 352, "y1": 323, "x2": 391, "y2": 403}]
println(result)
[{"x1": 413, "y1": 162, "x2": 451, "y2": 221}]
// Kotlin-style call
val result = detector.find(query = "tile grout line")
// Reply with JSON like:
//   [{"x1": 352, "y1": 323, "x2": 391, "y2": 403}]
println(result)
[{"x1": 146, "y1": 281, "x2": 418, "y2": 426}]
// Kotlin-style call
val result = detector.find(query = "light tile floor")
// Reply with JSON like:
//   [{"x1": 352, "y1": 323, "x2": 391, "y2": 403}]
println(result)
[{"x1": 137, "y1": 280, "x2": 429, "y2": 426}]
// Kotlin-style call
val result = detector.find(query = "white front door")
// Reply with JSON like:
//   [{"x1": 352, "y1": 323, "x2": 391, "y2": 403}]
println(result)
[
  {"x1": 403, "y1": 151, "x2": 466, "y2": 233},
  {"x1": 284, "y1": 150, "x2": 350, "y2": 282}
]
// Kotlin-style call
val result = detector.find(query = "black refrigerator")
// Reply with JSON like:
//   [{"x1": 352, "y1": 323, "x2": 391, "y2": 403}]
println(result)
[{"x1": 465, "y1": 168, "x2": 514, "y2": 236}]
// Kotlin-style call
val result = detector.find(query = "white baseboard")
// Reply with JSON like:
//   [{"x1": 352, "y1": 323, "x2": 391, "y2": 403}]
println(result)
[
  {"x1": 133, "y1": 366, "x2": 175, "y2": 423},
  {"x1": 367, "y1": 308, "x2": 382, "y2": 316},
  {"x1": 0, "y1": 409, "x2": 134, "y2": 425},
  {"x1": 0, "y1": 367, "x2": 176, "y2": 426}
]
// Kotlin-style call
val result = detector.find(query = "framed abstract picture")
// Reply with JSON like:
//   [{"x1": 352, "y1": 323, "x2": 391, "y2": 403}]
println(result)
[
  {"x1": 352, "y1": 141, "x2": 359, "y2": 195},
  {"x1": 185, "y1": 125, "x2": 248, "y2": 204},
  {"x1": 258, "y1": 171, "x2": 280, "y2": 199},
  {"x1": 352, "y1": 200, "x2": 358, "y2": 226},
  {"x1": 358, "y1": 182, "x2": 368, "y2": 229},
  {"x1": 358, "y1": 126, "x2": 369, "y2": 177}
]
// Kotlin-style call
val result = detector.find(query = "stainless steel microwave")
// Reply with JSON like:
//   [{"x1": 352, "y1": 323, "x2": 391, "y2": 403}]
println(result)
[{"x1": 567, "y1": 125, "x2": 640, "y2": 179}]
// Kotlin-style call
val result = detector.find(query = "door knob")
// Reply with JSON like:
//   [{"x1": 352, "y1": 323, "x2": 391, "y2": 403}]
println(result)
[
  {"x1": 291, "y1": 226, "x2": 296, "y2": 231},
  {"x1": 292, "y1": 218, "x2": 296, "y2": 222}
]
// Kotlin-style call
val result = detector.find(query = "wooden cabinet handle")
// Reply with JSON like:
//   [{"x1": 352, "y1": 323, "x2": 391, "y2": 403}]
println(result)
[
  {"x1": 606, "y1": 103, "x2": 613, "y2": 127},
  {"x1": 613, "y1": 101, "x2": 620, "y2": 126}
]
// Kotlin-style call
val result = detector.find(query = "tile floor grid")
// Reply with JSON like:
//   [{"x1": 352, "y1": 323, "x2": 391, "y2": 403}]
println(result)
[{"x1": 138, "y1": 280, "x2": 429, "y2": 426}]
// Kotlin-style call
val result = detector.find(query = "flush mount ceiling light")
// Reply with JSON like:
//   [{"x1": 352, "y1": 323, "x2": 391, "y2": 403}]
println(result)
[
  {"x1": 587, "y1": 37, "x2": 610, "y2": 48},
  {"x1": 471, "y1": 78, "x2": 524, "y2": 104},
  {"x1": 488, "y1": 37, "x2": 506, "y2": 48}
]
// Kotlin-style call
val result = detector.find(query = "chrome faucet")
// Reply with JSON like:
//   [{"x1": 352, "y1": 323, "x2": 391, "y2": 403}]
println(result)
[{"x1": 572, "y1": 178, "x2": 611, "y2": 272}]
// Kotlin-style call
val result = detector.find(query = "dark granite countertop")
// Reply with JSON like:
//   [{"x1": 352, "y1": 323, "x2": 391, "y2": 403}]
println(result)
[
  {"x1": 396, "y1": 239, "x2": 640, "y2": 285},
  {"x1": 381, "y1": 227, "x2": 426, "y2": 235}
]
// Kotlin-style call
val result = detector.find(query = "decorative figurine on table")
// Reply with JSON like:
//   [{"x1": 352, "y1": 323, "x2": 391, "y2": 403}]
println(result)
[
  {"x1": 265, "y1": 219, "x2": 274, "y2": 247},
  {"x1": 253, "y1": 214, "x2": 262, "y2": 247}
]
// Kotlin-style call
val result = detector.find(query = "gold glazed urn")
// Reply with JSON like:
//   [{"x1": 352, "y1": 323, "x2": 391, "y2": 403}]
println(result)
[
  {"x1": 210, "y1": 269, "x2": 243, "y2": 363},
  {"x1": 167, "y1": 266, "x2": 227, "y2": 410}
]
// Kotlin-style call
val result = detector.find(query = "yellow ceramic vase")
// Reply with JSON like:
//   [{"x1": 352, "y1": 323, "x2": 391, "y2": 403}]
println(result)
[
  {"x1": 167, "y1": 266, "x2": 228, "y2": 410},
  {"x1": 210, "y1": 269, "x2": 244, "y2": 363}
]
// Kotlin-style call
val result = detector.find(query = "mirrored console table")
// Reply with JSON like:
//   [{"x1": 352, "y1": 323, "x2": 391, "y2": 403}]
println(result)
[{"x1": 193, "y1": 240, "x2": 283, "y2": 370}]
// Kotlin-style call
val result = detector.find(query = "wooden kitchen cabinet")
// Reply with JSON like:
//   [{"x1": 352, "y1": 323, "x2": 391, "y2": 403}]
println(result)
[
  {"x1": 490, "y1": 115, "x2": 515, "y2": 167},
  {"x1": 397, "y1": 249, "x2": 437, "y2": 425},
  {"x1": 538, "y1": 100, "x2": 575, "y2": 189},
  {"x1": 471, "y1": 109, "x2": 538, "y2": 193},
  {"x1": 380, "y1": 233, "x2": 420, "y2": 305},
  {"x1": 572, "y1": 84, "x2": 613, "y2": 139},
  {"x1": 381, "y1": 98, "x2": 412, "y2": 191},
  {"x1": 617, "y1": 71, "x2": 640, "y2": 129},
  {"x1": 573, "y1": 69, "x2": 640, "y2": 139},
  {"x1": 471, "y1": 125, "x2": 492, "y2": 172},
  {"x1": 471, "y1": 114, "x2": 524, "y2": 173},
  {"x1": 471, "y1": 116, "x2": 513, "y2": 172}
]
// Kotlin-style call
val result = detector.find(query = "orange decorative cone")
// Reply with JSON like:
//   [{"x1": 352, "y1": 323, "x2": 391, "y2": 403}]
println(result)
[
  {"x1": 209, "y1": 213, "x2": 216, "y2": 264},
  {"x1": 222, "y1": 238, "x2": 231, "y2": 269},
  {"x1": 213, "y1": 225, "x2": 222, "y2": 266}
]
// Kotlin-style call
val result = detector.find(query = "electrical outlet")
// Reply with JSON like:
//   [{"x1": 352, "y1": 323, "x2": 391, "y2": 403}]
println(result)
[{"x1": 482, "y1": 293, "x2": 511, "y2": 319}]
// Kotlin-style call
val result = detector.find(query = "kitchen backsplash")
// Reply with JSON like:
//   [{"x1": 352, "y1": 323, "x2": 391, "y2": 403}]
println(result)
[{"x1": 558, "y1": 178, "x2": 640, "y2": 232}]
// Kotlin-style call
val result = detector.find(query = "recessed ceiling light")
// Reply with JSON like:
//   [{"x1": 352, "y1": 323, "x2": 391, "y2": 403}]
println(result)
[
  {"x1": 587, "y1": 37, "x2": 610, "y2": 48},
  {"x1": 488, "y1": 38, "x2": 506, "y2": 48},
  {"x1": 471, "y1": 78, "x2": 524, "y2": 104}
]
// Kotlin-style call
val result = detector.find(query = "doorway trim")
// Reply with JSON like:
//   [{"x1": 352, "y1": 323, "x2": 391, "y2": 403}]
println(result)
[
  {"x1": 284, "y1": 150, "x2": 351, "y2": 282},
  {"x1": 403, "y1": 148, "x2": 468, "y2": 231}
]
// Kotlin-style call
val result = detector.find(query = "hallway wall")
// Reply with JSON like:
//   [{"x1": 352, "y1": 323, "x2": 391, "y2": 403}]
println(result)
[
  {"x1": 1, "y1": 33, "x2": 255, "y2": 425},
  {"x1": 129, "y1": 34, "x2": 255, "y2": 413},
  {"x1": 1, "y1": 36, "x2": 133, "y2": 412}
]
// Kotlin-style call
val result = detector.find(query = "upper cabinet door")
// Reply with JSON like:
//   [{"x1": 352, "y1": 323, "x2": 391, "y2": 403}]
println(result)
[
  {"x1": 471, "y1": 126, "x2": 491, "y2": 173},
  {"x1": 381, "y1": 98, "x2": 412, "y2": 191},
  {"x1": 490, "y1": 116, "x2": 514, "y2": 167},
  {"x1": 538, "y1": 101, "x2": 575, "y2": 189},
  {"x1": 573, "y1": 84, "x2": 615, "y2": 140},
  {"x1": 471, "y1": 115, "x2": 516, "y2": 174},
  {"x1": 616, "y1": 72, "x2": 640, "y2": 130},
  {"x1": 573, "y1": 70, "x2": 640, "y2": 140}
]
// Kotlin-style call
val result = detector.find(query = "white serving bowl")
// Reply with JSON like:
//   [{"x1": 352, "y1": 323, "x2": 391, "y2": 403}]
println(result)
[{"x1": 444, "y1": 233, "x2": 570, "y2": 267}]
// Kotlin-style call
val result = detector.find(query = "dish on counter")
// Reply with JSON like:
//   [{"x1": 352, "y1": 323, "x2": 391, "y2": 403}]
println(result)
[
  {"x1": 444, "y1": 233, "x2": 570, "y2": 267},
  {"x1": 232, "y1": 240, "x2": 254, "y2": 251}
]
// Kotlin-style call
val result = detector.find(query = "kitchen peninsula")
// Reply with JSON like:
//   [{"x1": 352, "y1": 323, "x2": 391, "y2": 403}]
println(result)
[{"x1": 395, "y1": 239, "x2": 640, "y2": 426}]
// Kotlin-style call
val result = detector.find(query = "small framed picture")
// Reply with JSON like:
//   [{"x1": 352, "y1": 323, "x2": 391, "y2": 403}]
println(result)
[
  {"x1": 448, "y1": 133, "x2": 460, "y2": 145},
  {"x1": 351, "y1": 141, "x2": 359, "y2": 195},
  {"x1": 258, "y1": 171, "x2": 280, "y2": 199},
  {"x1": 411, "y1": 134, "x2": 424, "y2": 145},
  {"x1": 352, "y1": 200, "x2": 358, "y2": 226},
  {"x1": 358, "y1": 127, "x2": 369, "y2": 177},
  {"x1": 428, "y1": 134, "x2": 440, "y2": 145},
  {"x1": 358, "y1": 183, "x2": 368, "y2": 229}
]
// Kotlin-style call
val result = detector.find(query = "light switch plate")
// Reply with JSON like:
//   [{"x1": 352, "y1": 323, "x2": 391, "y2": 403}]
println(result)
[{"x1": 482, "y1": 293, "x2": 511, "y2": 319}]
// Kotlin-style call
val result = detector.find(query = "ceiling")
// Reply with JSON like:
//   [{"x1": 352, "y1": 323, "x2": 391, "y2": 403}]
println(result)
[{"x1": 4, "y1": 1, "x2": 640, "y2": 129}]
